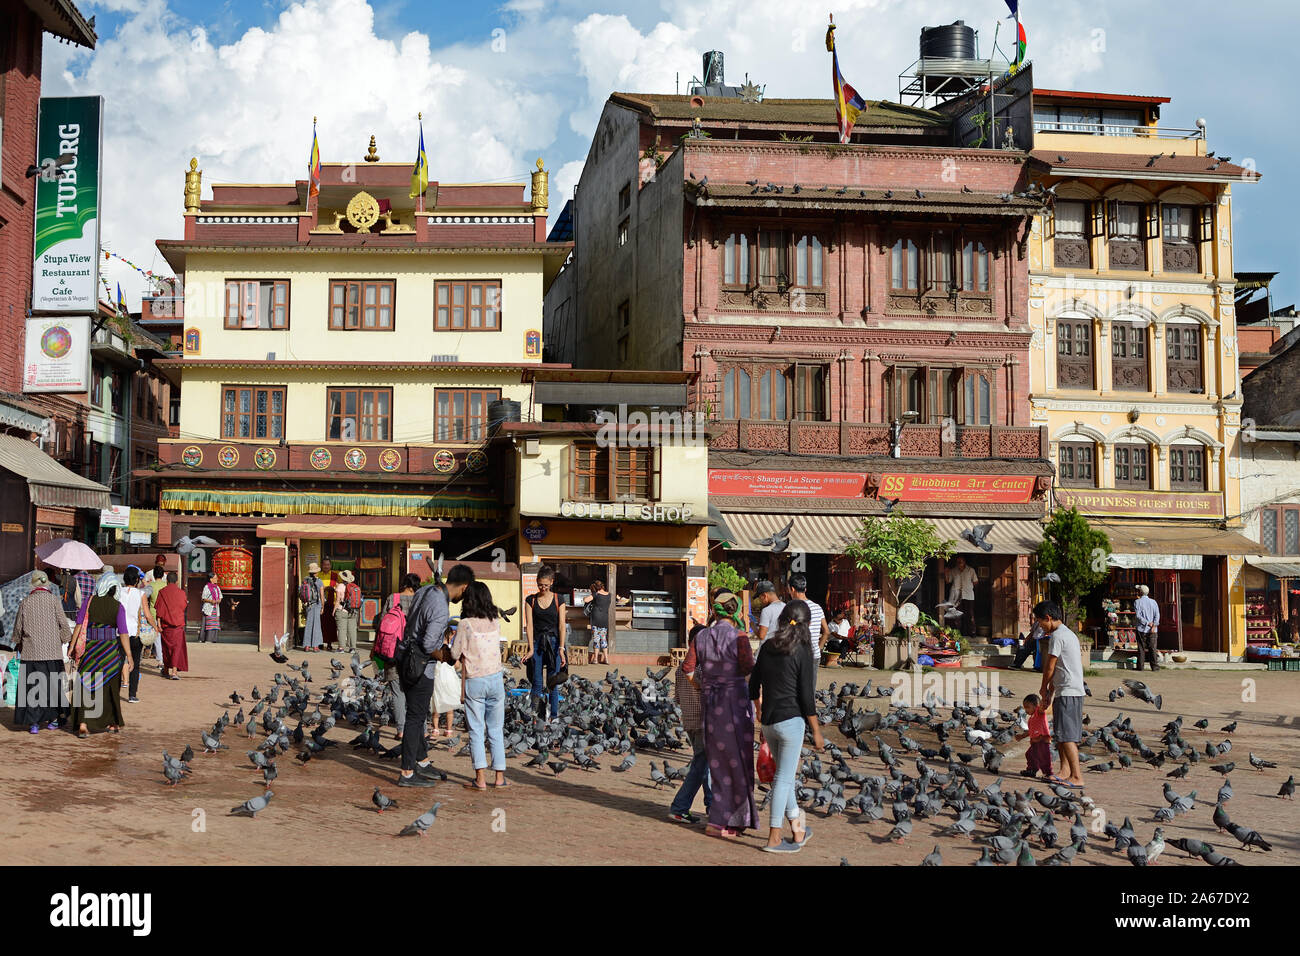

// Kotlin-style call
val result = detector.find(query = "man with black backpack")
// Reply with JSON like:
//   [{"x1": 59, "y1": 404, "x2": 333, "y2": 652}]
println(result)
[{"x1": 395, "y1": 564, "x2": 476, "y2": 787}]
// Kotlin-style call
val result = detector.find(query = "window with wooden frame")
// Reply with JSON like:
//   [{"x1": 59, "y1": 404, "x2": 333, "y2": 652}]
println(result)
[
  {"x1": 221, "y1": 385, "x2": 286, "y2": 440},
  {"x1": 722, "y1": 232, "x2": 751, "y2": 285},
  {"x1": 326, "y1": 387, "x2": 392, "y2": 441},
  {"x1": 1056, "y1": 318, "x2": 1095, "y2": 388},
  {"x1": 435, "y1": 388, "x2": 500, "y2": 442},
  {"x1": 1166, "y1": 324, "x2": 1203, "y2": 393},
  {"x1": 1161, "y1": 204, "x2": 1200, "y2": 273},
  {"x1": 1051, "y1": 200, "x2": 1092, "y2": 268},
  {"x1": 961, "y1": 239, "x2": 991, "y2": 292},
  {"x1": 569, "y1": 442, "x2": 661, "y2": 503},
  {"x1": 86, "y1": 440, "x2": 102, "y2": 482},
  {"x1": 224, "y1": 279, "x2": 289, "y2": 329},
  {"x1": 1106, "y1": 201, "x2": 1148, "y2": 270},
  {"x1": 1169, "y1": 445, "x2": 1206, "y2": 491},
  {"x1": 886, "y1": 365, "x2": 995, "y2": 425},
  {"x1": 618, "y1": 183, "x2": 631, "y2": 214},
  {"x1": 1111, "y1": 321, "x2": 1149, "y2": 390},
  {"x1": 719, "y1": 362, "x2": 827, "y2": 421},
  {"x1": 110, "y1": 372, "x2": 125, "y2": 416},
  {"x1": 435, "y1": 280, "x2": 500, "y2": 331},
  {"x1": 792, "y1": 233, "x2": 824, "y2": 289},
  {"x1": 90, "y1": 363, "x2": 103, "y2": 407},
  {"x1": 891, "y1": 238, "x2": 919, "y2": 291},
  {"x1": 891, "y1": 232, "x2": 988, "y2": 296},
  {"x1": 1259, "y1": 506, "x2": 1300, "y2": 556},
  {"x1": 329, "y1": 279, "x2": 394, "y2": 330},
  {"x1": 1113, "y1": 443, "x2": 1151, "y2": 489},
  {"x1": 1058, "y1": 441, "x2": 1096, "y2": 488},
  {"x1": 757, "y1": 229, "x2": 787, "y2": 286}
]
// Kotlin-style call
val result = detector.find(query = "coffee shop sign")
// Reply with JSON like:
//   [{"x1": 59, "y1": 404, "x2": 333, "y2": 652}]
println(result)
[{"x1": 560, "y1": 501, "x2": 694, "y2": 522}]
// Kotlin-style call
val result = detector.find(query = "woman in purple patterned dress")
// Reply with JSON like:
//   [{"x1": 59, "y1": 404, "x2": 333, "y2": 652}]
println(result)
[{"x1": 688, "y1": 590, "x2": 757, "y2": 838}]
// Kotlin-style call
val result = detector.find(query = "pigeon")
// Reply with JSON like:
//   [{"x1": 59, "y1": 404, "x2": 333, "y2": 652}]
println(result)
[
  {"x1": 972, "y1": 847, "x2": 995, "y2": 866},
  {"x1": 201, "y1": 732, "x2": 226, "y2": 754},
  {"x1": 1217, "y1": 780, "x2": 1232, "y2": 804},
  {"x1": 230, "y1": 790, "x2": 273, "y2": 818},
  {"x1": 547, "y1": 760, "x2": 568, "y2": 777},
  {"x1": 1016, "y1": 842, "x2": 1036, "y2": 866},
  {"x1": 752, "y1": 518, "x2": 795, "y2": 554},
  {"x1": 649, "y1": 762, "x2": 670, "y2": 788},
  {"x1": 1146, "y1": 827, "x2": 1166, "y2": 865},
  {"x1": 399, "y1": 803, "x2": 441, "y2": 837},
  {"x1": 1248, "y1": 753, "x2": 1276, "y2": 771},
  {"x1": 372, "y1": 788, "x2": 398, "y2": 814},
  {"x1": 162, "y1": 763, "x2": 185, "y2": 786},
  {"x1": 887, "y1": 818, "x2": 912, "y2": 843},
  {"x1": 1199, "y1": 844, "x2": 1241, "y2": 867},
  {"x1": 1127, "y1": 841, "x2": 1148, "y2": 866},
  {"x1": 960, "y1": 524, "x2": 994, "y2": 552},
  {"x1": 1226, "y1": 822, "x2": 1272, "y2": 852},
  {"x1": 1209, "y1": 762, "x2": 1235, "y2": 776},
  {"x1": 1220, "y1": 721, "x2": 1237, "y2": 733},
  {"x1": 613, "y1": 754, "x2": 636, "y2": 772},
  {"x1": 1279, "y1": 775, "x2": 1295, "y2": 800},
  {"x1": 1192, "y1": 718, "x2": 1209, "y2": 731},
  {"x1": 1213, "y1": 802, "x2": 1232, "y2": 832},
  {"x1": 920, "y1": 845, "x2": 942, "y2": 866}
]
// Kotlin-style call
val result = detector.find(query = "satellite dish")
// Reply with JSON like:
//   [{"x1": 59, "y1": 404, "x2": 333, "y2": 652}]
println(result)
[{"x1": 897, "y1": 603, "x2": 920, "y2": 628}]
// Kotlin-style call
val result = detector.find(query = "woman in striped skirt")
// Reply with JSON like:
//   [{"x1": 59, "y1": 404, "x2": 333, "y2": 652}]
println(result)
[
  {"x1": 71, "y1": 571, "x2": 133, "y2": 737},
  {"x1": 200, "y1": 572, "x2": 223, "y2": 643}
]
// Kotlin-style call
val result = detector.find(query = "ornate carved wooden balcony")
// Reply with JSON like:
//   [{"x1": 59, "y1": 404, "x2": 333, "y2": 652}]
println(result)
[{"x1": 707, "y1": 420, "x2": 1048, "y2": 459}]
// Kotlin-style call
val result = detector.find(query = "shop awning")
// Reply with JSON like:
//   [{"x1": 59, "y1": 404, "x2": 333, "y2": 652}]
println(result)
[
  {"x1": 162, "y1": 487, "x2": 499, "y2": 520},
  {"x1": 256, "y1": 517, "x2": 443, "y2": 541},
  {"x1": 0, "y1": 433, "x2": 110, "y2": 510},
  {"x1": 1096, "y1": 522, "x2": 1261, "y2": 570},
  {"x1": 1246, "y1": 558, "x2": 1300, "y2": 578},
  {"x1": 718, "y1": 512, "x2": 1045, "y2": 555}
]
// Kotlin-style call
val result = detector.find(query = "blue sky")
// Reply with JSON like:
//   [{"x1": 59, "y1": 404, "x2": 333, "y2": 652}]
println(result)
[{"x1": 44, "y1": 0, "x2": 1300, "y2": 312}]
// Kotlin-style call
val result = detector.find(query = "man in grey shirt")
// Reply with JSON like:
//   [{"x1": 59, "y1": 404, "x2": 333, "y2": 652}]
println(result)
[
  {"x1": 1034, "y1": 600, "x2": 1085, "y2": 788},
  {"x1": 753, "y1": 580, "x2": 785, "y2": 643},
  {"x1": 1133, "y1": 584, "x2": 1161, "y2": 672}
]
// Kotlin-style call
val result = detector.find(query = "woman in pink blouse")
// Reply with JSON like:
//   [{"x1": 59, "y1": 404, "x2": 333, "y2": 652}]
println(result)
[{"x1": 448, "y1": 581, "x2": 508, "y2": 790}]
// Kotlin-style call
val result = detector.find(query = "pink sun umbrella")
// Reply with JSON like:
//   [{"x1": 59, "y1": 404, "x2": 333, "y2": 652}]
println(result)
[{"x1": 34, "y1": 538, "x2": 104, "y2": 571}]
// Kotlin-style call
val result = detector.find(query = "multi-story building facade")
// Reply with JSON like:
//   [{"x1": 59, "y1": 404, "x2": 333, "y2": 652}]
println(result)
[
  {"x1": 548, "y1": 88, "x2": 1053, "y2": 640},
  {"x1": 1026, "y1": 88, "x2": 1261, "y2": 657},
  {"x1": 151, "y1": 145, "x2": 569, "y2": 643}
]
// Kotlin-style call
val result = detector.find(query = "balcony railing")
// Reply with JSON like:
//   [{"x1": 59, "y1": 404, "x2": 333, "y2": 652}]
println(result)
[
  {"x1": 707, "y1": 420, "x2": 1048, "y2": 459},
  {"x1": 1034, "y1": 121, "x2": 1205, "y2": 141},
  {"x1": 141, "y1": 295, "x2": 183, "y2": 321}
]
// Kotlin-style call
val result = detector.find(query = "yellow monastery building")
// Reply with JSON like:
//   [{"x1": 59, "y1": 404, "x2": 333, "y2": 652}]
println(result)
[
  {"x1": 147, "y1": 143, "x2": 568, "y2": 646},
  {"x1": 1026, "y1": 88, "x2": 1260, "y2": 658}
]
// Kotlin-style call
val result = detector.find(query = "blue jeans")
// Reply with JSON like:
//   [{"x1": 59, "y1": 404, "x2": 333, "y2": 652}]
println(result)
[
  {"x1": 763, "y1": 716, "x2": 806, "y2": 830},
  {"x1": 529, "y1": 635, "x2": 561, "y2": 718},
  {"x1": 669, "y1": 728, "x2": 712, "y2": 815},
  {"x1": 464, "y1": 672, "x2": 506, "y2": 771}
]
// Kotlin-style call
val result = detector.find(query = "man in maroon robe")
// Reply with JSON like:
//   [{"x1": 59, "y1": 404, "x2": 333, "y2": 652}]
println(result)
[{"x1": 155, "y1": 571, "x2": 190, "y2": 679}]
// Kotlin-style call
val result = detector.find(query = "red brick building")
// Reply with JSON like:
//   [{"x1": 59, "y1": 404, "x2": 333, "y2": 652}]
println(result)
[{"x1": 547, "y1": 88, "x2": 1052, "y2": 641}]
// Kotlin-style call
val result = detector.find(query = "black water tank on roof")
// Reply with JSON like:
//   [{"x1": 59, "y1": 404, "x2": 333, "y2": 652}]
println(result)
[
  {"x1": 919, "y1": 20, "x2": 976, "y2": 60},
  {"x1": 489, "y1": 399, "x2": 521, "y2": 431}
]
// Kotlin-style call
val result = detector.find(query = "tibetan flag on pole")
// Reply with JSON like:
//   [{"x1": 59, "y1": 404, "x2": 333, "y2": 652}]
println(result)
[
  {"x1": 116, "y1": 282, "x2": 126, "y2": 315},
  {"x1": 409, "y1": 114, "x2": 429, "y2": 205},
  {"x1": 307, "y1": 118, "x2": 321, "y2": 199},
  {"x1": 1013, "y1": 20, "x2": 1027, "y2": 70},
  {"x1": 826, "y1": 17, "x2": 866, "y2": 145}
]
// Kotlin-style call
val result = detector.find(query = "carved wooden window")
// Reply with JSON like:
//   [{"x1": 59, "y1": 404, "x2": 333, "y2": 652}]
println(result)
[
  {"x1": 222, "y1": 386, "x2": 285, "y2": 440},
  {"x1": 330, "y1": 280, "x2": 394, "y2": 330},
  {"x1": 1169, "y1": 446, "x2": 1206, "y2": 491},
  {"x1": 722, "y1": 232, "x2": 750, "y2": 285},
  {"x1": 961, "y1": 240, "x2": 991, "y2": 291},
  {"x1": 435, "y1": 280, "x2": 500, "y2": 331},
  {"x1": 792, "y1": 233, "x2": 824, "y2": 288},
  {"x1": 891, "y1": 238, "x2": 919, "y2": 291},
  {"x1": 1260, "y1": 507, "x2": 1300, "y2": 556},
  {"x1": 927, "y1": 234, "x2": 955, "y2": 293},
  {"x1": 1058, "y1": 442, "x2": 1095, "y2": 488},
  {"x1": 791, "y1": 365, "x2": 827, "y2": 421},
  {"x1": 1056, "y1": 319, "x2": 1095, "y2": 389},
  {"x1": 1161, "y1": 204, "x2": 1200, "y2": 273},
  {"x1": 1052, "y1": 200, "x2": 1091, "y2": 269},
  {"x1": 1111, "y1": 321, "x2": 1149, "y2": 390},
  {"x1": 225, "y1": 280, "x2": 289, "y2": 329},
  {"x1": 887, "y1": 366, "x2": 994, "y2": 425},
  {"x1": 757, "y1": 230, "x2": 786, "y2": 286},
  {"x1": 1113, "y1": 443, "x2": 1151, "y2": 489},
  {"x1": 1106, "y1": 201, "x2": 1147, "y2": 271},
  {"x1": 1166, "y1": 325, "x2": 1203, "y2": 393},
  {"x1": 962, "y1": 371, "x2": 992, "y2": 425}
]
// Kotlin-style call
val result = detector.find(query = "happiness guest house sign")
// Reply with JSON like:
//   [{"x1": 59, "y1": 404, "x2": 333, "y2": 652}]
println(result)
[{"x1": 31, "y1": 97, "x2": 103, "y2": 313}]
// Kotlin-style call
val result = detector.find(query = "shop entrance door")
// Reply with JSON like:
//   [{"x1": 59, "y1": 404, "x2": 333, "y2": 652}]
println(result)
[{"x1": 1154, "y1": 570, "x2": 1181, "y2": 651}]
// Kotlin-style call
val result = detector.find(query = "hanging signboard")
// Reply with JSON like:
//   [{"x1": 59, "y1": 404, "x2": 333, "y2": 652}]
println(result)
[
  {"x1": 22, "y1": 315, "x2": 91, "y2": 393},
  {"x1": 99, "y1": 504, "x2": 130, "y2": 528},
  {"x1": 31, "y1": 96, "x2": 103, "y2": 313},
  {"x1": 709, "y1": 469, "x2": 867, "y2": 498},
  {"x1": 877, "y1": 473, "x2": 1036, "y2": 504}
]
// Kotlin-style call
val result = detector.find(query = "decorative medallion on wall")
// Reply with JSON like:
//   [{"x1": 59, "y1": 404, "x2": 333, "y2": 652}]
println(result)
[
  {"x1": 254, "y1": 447, "x2": 277, "y2": 470},
  {"x1": 524, "y1": 329, "x2": 542, "y2": 357},
  {"x1": 344, "y1": 448, "x2": 367, "y2": 471},
  {"x1": 432, "y1": 449, "x2": 456, "y2": 474},
  {"x1": 345, "y1": 191, "x2": 381, "y2": 233},
  {"x1": 217, "y1": 446, "x2": 240, "y2": 469},
  {"x1": 180, "y1": 446, "x2": 203, "y2": 467},
  {"x1": 465, "y1": 449, "x2": 488, "y2": 473},
  {"x1": 378, "y1": 448, "x2": 402, "y2": 472},
  {"x1": 309, "y1": 447, "x2": 332, "y2": 470},
  {"x1": 184, "y1": 328, "x2": 201, "y2": 354}
]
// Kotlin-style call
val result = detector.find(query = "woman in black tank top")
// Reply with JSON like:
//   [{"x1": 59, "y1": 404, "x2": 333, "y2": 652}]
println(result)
[{"x1": 523, "y1": 567, "x2": 566, "y2": 719}]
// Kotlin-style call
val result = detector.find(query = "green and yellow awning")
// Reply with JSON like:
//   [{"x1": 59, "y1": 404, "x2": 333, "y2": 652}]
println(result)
[{"x1": 161, "y1": 486, "x2": 500, "y2": 520}]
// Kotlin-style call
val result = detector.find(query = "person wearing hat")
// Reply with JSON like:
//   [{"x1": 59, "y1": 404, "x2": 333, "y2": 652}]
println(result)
[
  {"x1": 333, "y1": 568, "x2": 361, "y2": 652},
  {"x1": 300, "y1": 562, "x2": 325, "y2": 652},
  {"x1": 11, "y1": 570, "x2": 72, "y2": 733},
  {"x1": 1133, "y1": 583, "x2": 1161, "y2": 671},
  {"x1": 752, "y1": 580, "x2": 785, "y2": 643}
]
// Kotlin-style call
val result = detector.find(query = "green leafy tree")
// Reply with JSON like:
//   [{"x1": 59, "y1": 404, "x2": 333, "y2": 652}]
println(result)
[
  {"x1": 708, "y1": 561, "x2": 747, "y2": 596},
  {"x1": 1036, "y1": 507, "x2": 1112, "y2": 627},
  {"x1": 842, "y1": 511, "x2": 955, "y2": 623}
]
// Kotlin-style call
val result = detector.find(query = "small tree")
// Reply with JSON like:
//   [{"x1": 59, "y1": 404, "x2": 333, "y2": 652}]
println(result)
[
  {"x1": 842, "y1": 511, "x2": 955, "y2": 628},
  {"x1": 708, "y1": 560, "x2": 747, "y2": 596},
  {"x1": 1036, "y1": 507, "x2": 1112, "y2": 627}
]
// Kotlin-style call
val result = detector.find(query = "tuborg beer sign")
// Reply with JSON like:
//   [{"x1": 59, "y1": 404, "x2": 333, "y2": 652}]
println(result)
[{"x1": 31, "y1": 97, "x2": 103, "y2": 313}]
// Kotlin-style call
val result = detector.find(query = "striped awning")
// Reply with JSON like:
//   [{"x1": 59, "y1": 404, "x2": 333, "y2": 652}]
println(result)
[
  {"x1": 718, "y1": 512, "x2": 1044, "y2": 555},
  {"x1": 162, "y1": 487, "x2": 500, "y2": 520},
  {"x1": 0, "y1": 433, "x2": 110, "y2": 510}
]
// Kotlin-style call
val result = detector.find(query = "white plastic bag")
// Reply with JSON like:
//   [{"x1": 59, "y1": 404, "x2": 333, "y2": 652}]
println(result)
[{"x1": 431, "y1": 661, "x2": 462, "y2": 713}]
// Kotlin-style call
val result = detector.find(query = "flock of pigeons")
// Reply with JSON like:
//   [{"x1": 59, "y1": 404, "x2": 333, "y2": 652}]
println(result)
[{"x1": 158, "y1": 647, "x2": 1291, "y2": 864}]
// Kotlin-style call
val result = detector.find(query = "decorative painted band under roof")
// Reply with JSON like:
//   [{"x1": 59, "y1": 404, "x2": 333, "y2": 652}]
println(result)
[
  {"x1": 196, "y1": 216, "x2": 299, "y2": 225},
  {"x1": 428, "y1": 216, "x2": 534, "y2": 224}
]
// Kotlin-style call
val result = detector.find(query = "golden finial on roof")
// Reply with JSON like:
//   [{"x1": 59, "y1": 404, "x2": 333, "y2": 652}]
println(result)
[
  {"x1": 530, "y1": 157, "x2": 549, "y2": 216},
  {"x1": 365, "y1": 135, "x2": 379, "y2": 162},
  {"x1": 184, "y1": 157, "x2": 202, "y2": 215}
]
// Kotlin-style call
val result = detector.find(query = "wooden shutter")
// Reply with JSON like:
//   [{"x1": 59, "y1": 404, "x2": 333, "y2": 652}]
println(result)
[{"x1": 241, "y1": 281, "x2": 260, "y2": 328}]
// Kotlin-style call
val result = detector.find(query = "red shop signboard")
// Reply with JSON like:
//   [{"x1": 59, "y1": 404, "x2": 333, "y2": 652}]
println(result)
[
  {"x1": 709, "y1": 469, "x2": 867, "y2": 498},
  {"x1": 877, "y1": 473, "x2": 1035, "y2": 504}
]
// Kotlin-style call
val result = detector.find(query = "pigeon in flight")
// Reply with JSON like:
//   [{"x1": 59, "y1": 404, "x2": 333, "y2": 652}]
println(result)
[
  {"x1": 960, "y1": 524, "x2": 994, "y2": 552},
  {"x1": 752, "y1": 518, "x2": 795, "y2": 554}
]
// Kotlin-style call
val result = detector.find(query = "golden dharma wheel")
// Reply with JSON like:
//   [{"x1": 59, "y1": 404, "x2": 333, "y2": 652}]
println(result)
[{"x1": 345, "y1": 190, "x2": 381, "y2": 233}]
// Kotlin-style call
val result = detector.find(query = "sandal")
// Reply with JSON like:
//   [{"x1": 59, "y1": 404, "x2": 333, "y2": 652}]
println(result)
[
  {"x1": 463, "y1": 782, "x2": 489, "y2": 791},
  {"x1": 77, "y1": 730, "x2": 89, "y2": 739},
  {"x1": 706, "y1": 826, "x2": 739, "y2": 840},
  {"x1": 490, "y1": 780, "x2": 511, "y2": 788}
]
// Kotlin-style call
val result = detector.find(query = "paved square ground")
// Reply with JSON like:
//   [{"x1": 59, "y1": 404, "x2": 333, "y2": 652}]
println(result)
[{"x1": 1, "y1": 645, "x2": 1296, "y2": 866}]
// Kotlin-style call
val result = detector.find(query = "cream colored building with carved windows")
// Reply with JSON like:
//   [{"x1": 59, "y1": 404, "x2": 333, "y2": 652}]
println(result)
[{"x1": 1026, "y1": 88, "x2": 1260, "y2": 658}]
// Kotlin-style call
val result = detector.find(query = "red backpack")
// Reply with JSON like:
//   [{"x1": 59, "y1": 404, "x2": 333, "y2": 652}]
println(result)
[
  {"x1": 374, "y1": 597, "x2": 406, "y2": 662},
  {"x1": 343, "y1": 581, "x2": 363, "y2": 612}
]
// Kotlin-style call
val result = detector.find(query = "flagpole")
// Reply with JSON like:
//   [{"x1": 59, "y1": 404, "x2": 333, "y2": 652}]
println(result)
[{"x1": 418, "y1": 112, "x2": 424, "y2": 214}]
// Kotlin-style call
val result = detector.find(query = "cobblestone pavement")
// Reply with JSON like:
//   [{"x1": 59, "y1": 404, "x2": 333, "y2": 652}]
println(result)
[{"x1": 1, "y1": 645, "x2": 1296, "y2": 866}]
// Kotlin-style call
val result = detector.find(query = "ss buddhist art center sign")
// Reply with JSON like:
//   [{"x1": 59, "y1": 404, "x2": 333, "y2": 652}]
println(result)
[
  {"x1": 1055, "y1": 488, "x2": 1224, "y2": 518},
  {"x1": 877, "y1": 473, "x2": 1036, "y2": 504}
]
